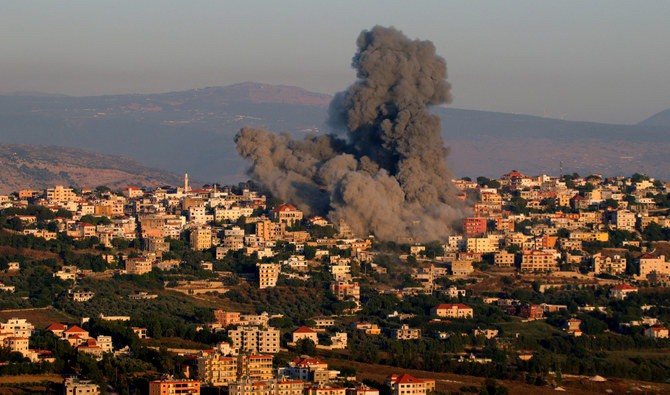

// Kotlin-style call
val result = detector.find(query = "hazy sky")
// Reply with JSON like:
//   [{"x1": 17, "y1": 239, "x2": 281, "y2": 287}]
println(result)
[{"x1": 2, "y1": 1, "x2": 669, "y2": 124}]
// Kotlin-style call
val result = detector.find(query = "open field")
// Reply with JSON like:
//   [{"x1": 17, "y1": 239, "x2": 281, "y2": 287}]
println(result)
[
  {"x1": 320, "y1": 356, "x2": 670, "y2": 394},
  {"x1": 0, "y1": 307, "x2": 76, "y2": 328},
  {"x1": 0, "y1": 373, "x2": 62, "y2": 394},
  {"x1": 498, "y1": 319, "x2": 561, "y2": 340}
]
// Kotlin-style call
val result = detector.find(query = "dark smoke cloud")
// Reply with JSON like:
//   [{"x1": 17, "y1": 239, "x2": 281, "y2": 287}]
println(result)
[{"x1": 235, "y1": 26, "x2": 467, "y2": 242}]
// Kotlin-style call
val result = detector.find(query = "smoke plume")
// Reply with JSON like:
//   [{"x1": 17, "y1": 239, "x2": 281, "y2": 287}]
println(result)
[{"x1": 235, "y1": 26, "x2": 466, "y2": 242}]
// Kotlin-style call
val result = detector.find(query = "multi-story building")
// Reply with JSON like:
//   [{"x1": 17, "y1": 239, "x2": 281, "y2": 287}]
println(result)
[
  {"x1": 638, "y1": 254, "x2": 669, "y2": 278},
  {"x1": 0, "y1": 318, "x2": 34, "y2": 338},
  {"x1": 431, "y1": 303, "x2": 474, "y2": 319},
  {"x1": 610, "y1": 210, "x2": 637, "y2": 231},
  {"x1": 593, "y1": 254, "x2": 627, "y2": 275},
  {"x1": 292, "y1": 326, "x2": 318, "y2": 344},
  {"x1": 257, "y1": 263, "x2": 280, "y2": 289},
  {"x1": 63, "y1": 377, "x2": 100, "y2": 395},
  {"x1": 462, "y1": 217, "x2": 487, "y2": 238},
  {"x1": 238, "y1": 355, "x2": 274, "y2": 381},
  {"x1": 198, "y1": 354, "x2": 237, "y2": 387},
  {"x1": 214, "y1": 310, "x2": 241, "y2": 327},
  {"x1": 609, "y1": 284, "x2": 638, "y2": 300},
  {"x1": 521, "y1": 250, "x2": 559, "y2": 272},
  {"x1": 493, "y1": 251, "x2": 515, "y2": 267},
  {"x1": 450, "y1": 260, "x2": 474, "y2": 277},
  {"x1": 228, "y1": 326, "x2": 280, "y2": 354},
  {"x1": 272, "y1": 205, "x2": 303, "y2": 226},
  {"x1": 149, "y1": 379, "x2": 200, "y2": 395},
  {"x1": 46, "y1": 185, "x2": 76, "y2": 203},
  {"x1": 256, "y1": 218, "x2": 283, "y2": 241},
  {"x1": 125, "y1": 257, "x2": 153, "y2": 275},
  {"x1": 386, "y1": 374, "x2": 435, "y2": 395},
  {"x1": 394, "y1": 325, "x2": 421, "y2": 340},
  {"x1": 330, "y1": 281, "x2": 360, "y2": 301},
  {"x1": 465, "y1": 236, "x2": 498, "y2": 253},
  {"x1": 190, "y1": 227, "x2": 212, "y2": 251},
  {"x1": 229, "y1": 378, "x2": 304, "y2": 395}
]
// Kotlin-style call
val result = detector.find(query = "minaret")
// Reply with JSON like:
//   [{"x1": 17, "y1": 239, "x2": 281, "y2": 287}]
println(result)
[{"x1": 184, "y1": 172, "x2": 189, "y2": 193}]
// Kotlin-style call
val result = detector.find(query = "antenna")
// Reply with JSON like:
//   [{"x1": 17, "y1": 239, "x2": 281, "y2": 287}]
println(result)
[{"x1": 559, "y1": 161, "x2": 563, "y2": 178}]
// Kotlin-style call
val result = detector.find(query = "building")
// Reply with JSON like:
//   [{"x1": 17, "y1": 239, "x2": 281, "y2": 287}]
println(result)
[
  {"x1": 72, "y1": 291, "x2": 95, "y2": 302},
  {"x1": 644, "y1": 326, "x2": 669, "y2": 339},
  {"x1": 431, "y1": 303, "x2": 474, "y2": 319},
  {"x1": 593, "y1": 254, "x2": 627, "y2": 275},
  {"x1": 1, "y1": 318, "x2": 34, "y2": 338},
  {"x1": 256, "y1": 218, "x2": 284, "y2": 241},
  {"x1": 394, "y1": 325, "x2": 421, "y2": 340},
  {"x1": 198, "y1": 354, "x2": 237, "y2": 387},
  {"x1": 190, "y1": 227, "x2": 212, "y2": 251},
  {"x1": 346, "y1": 384, "x2": 380, "y2": 395},
  {"x1": 229, "y1": 378, "x2": 304, "y2": 395},
  {"x1": 292, "y1": 326, "x2": 319, "y2": 344},
  {"x1": 214, "y1": 310, "x2": 241, "y2": 327},
  {"x1": 149, "y1": 379, "x2": 200, "y2": 395},
  {"x1": 330, "y1": 281, "x2": 360, "y2": 301},
  {"x1": 46, "y1": 185, "x2": 76, "y2": 203},
  {"x1": 494, "y1": 251, "x2": 515, "y2": 267},
  {"x1": 272, "y1": 204, "x2": 303, "y2": 226},
  {"x1": 521, "y1": 250, "x2": 558, "y2": 272},
  {"x1": 63, "y1": 377, "x2": 100, "y2": 395},
  {"x1": 610, "y1": 210, "x2": 636, "y2": 231},
  {"x1": 463, "y1": 217, "x2": 487, "y2": 238},
  {"x1": 450, "y1": 260, "x2": 474, "y2": 277},
  {"x1": 386, "y1": 374, "x2": 436, "y2": 395},
  {"x1": 638, "y1": 254, "x2": 669, "y2": 278},
  {"x1": 228, "y1": 326, "x2": 280, "y2": 354},
  {"x1": 609, "y1": 284, "x2": 638, "y2": 300},
  {"x1": 564, "y1": 319, "x2": 583, "y2": 337},
  {"x1": 257, "y1": 263, "x2": 280, "y2": 289},
  {"x1": 306, "y1": 386, "x2": 347, "y2": 395},
  {"x1": 238, "y1": 355, "x2": 274, "y2": 381},
  {"x1": 125, "y1": 257, "x2": 153, "y2": 275},
  {"x1": 353, "y1": 322, "x2": 381, "y2": 335},
  {"x1": 520, "y1": 304, "x2": 544, "y2": 320}
]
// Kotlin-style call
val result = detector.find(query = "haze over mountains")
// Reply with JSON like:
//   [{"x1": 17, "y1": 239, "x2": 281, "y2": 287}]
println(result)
[{"x1": 1, "y1": 82, "x2": 669, "y2": 189}]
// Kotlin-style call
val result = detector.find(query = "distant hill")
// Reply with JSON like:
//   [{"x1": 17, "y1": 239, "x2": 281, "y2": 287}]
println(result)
[
  {"x1": 0, "y1": 144, "x2": 183, "y2": 194},
  {"x1": 639, "y1": 108, "x2": 670, "y2": 127},
  {"x1": 1, "y1": 82, "x2": 669, "y2": 182}
]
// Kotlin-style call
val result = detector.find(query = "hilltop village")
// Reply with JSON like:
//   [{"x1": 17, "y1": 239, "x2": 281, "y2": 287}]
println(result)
[{"x1": 0, "y1": 171, "x2": 670, "y2": 394}]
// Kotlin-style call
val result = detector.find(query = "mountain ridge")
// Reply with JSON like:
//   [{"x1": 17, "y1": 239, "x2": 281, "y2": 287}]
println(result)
[{"x1": 1, "y1": 82, "x2": 669, "y2": 182}]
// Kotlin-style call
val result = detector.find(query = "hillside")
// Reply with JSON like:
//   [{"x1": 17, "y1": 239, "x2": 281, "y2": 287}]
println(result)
[
  {"x1": 1, "y1": 83, "x2": 669, "y2": 181},
  {"x1": 639, "y1": 108, "x2": 670, "y2": 127},
  {"x1": 0, "y1": 144, "x2": 183, "y2": 194}
]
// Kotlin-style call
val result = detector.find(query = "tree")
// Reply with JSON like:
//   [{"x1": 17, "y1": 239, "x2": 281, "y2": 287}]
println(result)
[
  {"x1": 424, "y1": 241, "x2": 444, "y2": 259},
  {"x1": 295, "y1": 338, "x2": 316, "y2": 356}
]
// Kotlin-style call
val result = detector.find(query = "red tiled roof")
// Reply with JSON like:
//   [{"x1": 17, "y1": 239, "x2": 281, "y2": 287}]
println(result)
[
  {"x1": 391, "y1": 374, "x2": 425, "y2": 384},
  {"x1": 293, "y1": 326, "x2": 316, "y2": 333},
  {"x1": 46, "y1": 323, "x2": 67, "y2": 331},
  {"x1": 64, "y1": 325, "x2": 88, "y2": 333},
  {"x1": 273, "y1": 204, "x2": 298, "y2": 212},
  {"x1": 611, "y1": 284, "x2": 637, "y2": 291},
  {"x1": 434, "y1": 303, "x2": 472, "y2": 310}
]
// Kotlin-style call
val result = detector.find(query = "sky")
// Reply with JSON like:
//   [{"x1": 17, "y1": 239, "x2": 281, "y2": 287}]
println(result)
[{"x1": 1, "y1": 1, "x2": 669, "y2": 124}]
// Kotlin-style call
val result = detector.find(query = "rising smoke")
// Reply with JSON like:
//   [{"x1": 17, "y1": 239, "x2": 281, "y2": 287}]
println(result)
[{"x1": 235, "y1": 26, "x2": 467, "y2": 242}]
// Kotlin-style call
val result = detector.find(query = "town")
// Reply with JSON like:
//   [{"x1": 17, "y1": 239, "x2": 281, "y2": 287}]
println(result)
[{"x1": 0, "y1": 170, "x2": 669, "y2": 394}]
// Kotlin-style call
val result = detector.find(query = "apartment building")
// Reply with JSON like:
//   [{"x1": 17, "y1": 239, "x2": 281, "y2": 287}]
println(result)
[
  {"x1": 257, "y1": 263, "x2": 280, "y2": 289},
  {"x1": 149, "y1": 379, "x2": 200, "y2": 395},
  {"x1": 190, "y1": 227, "x2": 212, "y2": 251},
  {"x1": 228, "y1": 326, "x2": 280, "y2": 354},
  {"x1": 521, "y1": 250, "x2": 559, "y2": 272}
]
